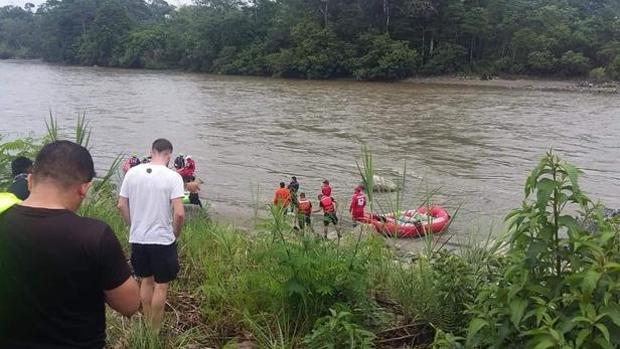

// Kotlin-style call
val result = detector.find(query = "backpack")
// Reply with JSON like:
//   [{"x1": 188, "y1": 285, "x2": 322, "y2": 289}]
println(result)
[{"x1": 174, "y1": 156, "x2": 185, "y2": 169}]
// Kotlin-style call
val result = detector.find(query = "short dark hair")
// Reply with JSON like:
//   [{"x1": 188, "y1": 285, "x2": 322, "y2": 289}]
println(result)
[
  {"x1": 152, "y1": 138, "x2": 173, "y2": 153},
  {"x1": 280, "y1": 182, "x2": 285, "y2": 188},
  {"x1": 11, "y1": 156, "x2": 33, "y2": 176},
  {"x1": 32, "y1": 141, "x2": 95, "y2": 188},
  {"x1": 292, "y1": 176, "x2": 297, "y2": 180},
  {"x1": 299, "y1": 192, "x2": 306, "y2": 198}
]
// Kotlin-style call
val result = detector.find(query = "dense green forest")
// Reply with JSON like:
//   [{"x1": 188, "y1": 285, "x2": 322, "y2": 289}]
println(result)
[{"x1": 1, "y1": 0, "x2": 619, "y2": 80}]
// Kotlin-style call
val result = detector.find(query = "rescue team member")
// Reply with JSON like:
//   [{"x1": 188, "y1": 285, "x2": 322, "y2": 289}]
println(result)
[
  {"x1": 288, "y1": 176, "x2": 300, "y2": 210},
  {"x1": 118, "y1": 138, "x2": 185, "y2": 331},
  {"x1": 315, "y1": 193, "x2": 340, "y2": 238},
  {"x1": 8, "y1": 156, "x2": 33, "y2": 200},
  {"x1": 273, "y1": 182, "x2": 292, "y2": 212},
  {"x1": 178, "y1": 155, "x2": 196, "y2": 182},
  {"x1": 322, "y1": 179, "x2": 332, "y2": 197},
  {"x1": 0, "y1": 141, "x2": 139, "y2": 348},
  {"x1": 349, "y1": 185, "x2": 367, "y2": 226},
  {"x1": 296, "y1": 192, "x2": 313, "y2": 231}
]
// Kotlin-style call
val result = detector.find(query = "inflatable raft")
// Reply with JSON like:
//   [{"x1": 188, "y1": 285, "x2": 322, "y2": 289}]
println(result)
[{"x1": 366, "y1": 206, "x2": 450, "y2": 238}]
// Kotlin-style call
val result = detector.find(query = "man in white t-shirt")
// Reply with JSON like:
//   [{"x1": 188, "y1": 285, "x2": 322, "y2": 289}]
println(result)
[{"x1": 117, "y1": 138, "x2": 185, "y2": 330}]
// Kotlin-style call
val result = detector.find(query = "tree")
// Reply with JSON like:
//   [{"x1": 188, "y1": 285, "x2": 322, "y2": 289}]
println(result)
[
  {"x1": 351, "y1": 33, "x2": 420, "y2": 80},
  {"x1": 76, "y1": 0, "x2": 132, "y2": 66}
]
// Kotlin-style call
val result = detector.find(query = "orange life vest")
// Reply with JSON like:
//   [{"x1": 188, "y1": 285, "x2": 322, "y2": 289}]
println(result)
[
  {"x1": 298, "y1": 199, "x2": 312, "y2": 214},
  {"x1": 320, "y1": 196, "x2": 335, "y2": 213}
]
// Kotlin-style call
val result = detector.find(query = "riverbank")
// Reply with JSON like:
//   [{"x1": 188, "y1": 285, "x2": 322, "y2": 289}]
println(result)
[
  {"x1": 406, "y1": 75, "x2": 619, "y2": 94},
  {"x1": 4, "y1": 58, "x2": 618, "y2": 95}
]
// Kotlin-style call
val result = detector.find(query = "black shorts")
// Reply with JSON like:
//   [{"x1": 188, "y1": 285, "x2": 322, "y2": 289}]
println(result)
[{"x1": 131, "y1": 243, "x2": 180, "y2": 284}]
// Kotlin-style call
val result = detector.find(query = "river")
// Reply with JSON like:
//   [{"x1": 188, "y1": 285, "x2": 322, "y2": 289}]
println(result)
[{"x1": 1, "y1": 60, "x2": 619, "y2": 237}]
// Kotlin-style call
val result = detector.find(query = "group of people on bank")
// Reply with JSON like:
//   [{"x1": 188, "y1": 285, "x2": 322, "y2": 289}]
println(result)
[
  {"x1": 1, "y1": 139, "x2": 186, "y2": 348},
  {"x1": 0, "y1": 138, "x2": 370, "y2": 348},
  {"x1": 273, "y1": 177, "x2": 367, "y2": 237}
]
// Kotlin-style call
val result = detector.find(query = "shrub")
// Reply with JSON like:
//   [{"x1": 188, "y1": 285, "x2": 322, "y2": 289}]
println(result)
[
  {"x1": 387, "y1": 249, "x2": 501, "y2": 336},
  {"x1": 304, "y1": 308, "x2": 376, "y2": 349},
  {"x1": 267, "y1": 19, "x2": 346, "y2": 79},
  {"x1": 464, "y1": 152, "x2": 620, "y2": 348},
  {"x1": 559, "y1": 50, "x2": 590, "y2": 76},
  {"x1": 422, "y1": 43, "x2": 467, "y2": 74},
  {"x1": 527, "y1": 50, "x2": 556, "y2": 74},
  {"x1": 589, "y1": 67, "x2": 608, "y2": 82},
  {"x1": 606, "y1": 55, "x2": 620, "y2": 80},
  {"x1": 198, "y1": 207, "x2": 386, "y2": 344},
  {"x1": 351, "y1": 33, "x2": 420, "y2": 81}
]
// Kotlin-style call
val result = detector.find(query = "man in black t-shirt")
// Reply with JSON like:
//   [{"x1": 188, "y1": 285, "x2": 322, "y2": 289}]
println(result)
[
  {"x1": 0, "y1": 141, "x2": 140, "y2": 349},
  {"x1": 7, "y1": 156, "x2": 32, "y2": 200}
]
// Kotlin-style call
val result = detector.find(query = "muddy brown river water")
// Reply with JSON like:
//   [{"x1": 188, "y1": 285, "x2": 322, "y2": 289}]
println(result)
[{"x1": 1, "y1": 60, "x2": 619, "y2": 237}]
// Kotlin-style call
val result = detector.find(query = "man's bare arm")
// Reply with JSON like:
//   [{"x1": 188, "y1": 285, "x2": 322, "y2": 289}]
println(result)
[
  {"x1": 104, "y1": 277, "x2": 140, "y2": 317},
  {"x1": 172, "y1": 197, "x2": 185, "y2": 238},
  {"x1": 117, "y1": 196, "x2": 131, "y2": 225}
]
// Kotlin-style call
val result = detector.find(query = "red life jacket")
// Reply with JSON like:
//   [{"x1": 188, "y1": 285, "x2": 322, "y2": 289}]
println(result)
[
  {"x1": 351, "y1": 193, "x2": 366, "y2": 210},
  {"x1": 298, "y1": 199, "x2": 312, "y2": 214},
  {"x1": 320, "y1": 196, "x2": 335, "y2": 213}
]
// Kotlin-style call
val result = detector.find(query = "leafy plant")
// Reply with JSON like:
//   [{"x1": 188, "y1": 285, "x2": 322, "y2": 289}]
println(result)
[
  {"x1": 464, "y1": 152, "x2": 620, "y2": 348},
  {"x1": 303, "y1": 308, "x2": 376, "y2": 349}
]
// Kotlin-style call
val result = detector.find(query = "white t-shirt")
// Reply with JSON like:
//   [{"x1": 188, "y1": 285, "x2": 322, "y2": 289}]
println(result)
[{"x1": 119, "y1": 163, "x2": 185, "y2": 245}]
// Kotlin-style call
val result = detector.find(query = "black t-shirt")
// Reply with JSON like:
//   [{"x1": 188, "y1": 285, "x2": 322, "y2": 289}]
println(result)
[
  {"x1": 0, "y1": 205, "x2": 131, "y2": 348},
  {"x1": 8, "y1": 177, "x2": 29, "y2": 200}
]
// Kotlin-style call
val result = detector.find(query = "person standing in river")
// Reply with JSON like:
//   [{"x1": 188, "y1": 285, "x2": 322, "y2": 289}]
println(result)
[
  {"x1": 273, "y1": 181, "x2": 292, "y2": 213},
  {"x1": 0, "y1": 141, "x2": 139, "y2": 348},
  {"x1": 296, "y1": 192, "x2": 313, "y2": 232},
  {"x1": 321, "y1": 179, "x2": 332, "y2": 197},
  {"x1": 349, "y1": 185, "x2": 367, "y2": 226},
  {"x1": 288, "y1": 176, "x2": 300, "y2": 212},
  {"x1": 315, "y1": 193, "x2": 340, "y2": 238},
  {"x1": 118, "y1": 139, "x2": 185, "y2": 331}
]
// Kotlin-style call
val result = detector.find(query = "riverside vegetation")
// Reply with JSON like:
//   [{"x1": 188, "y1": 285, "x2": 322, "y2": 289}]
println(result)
[
  {"x1": 2, "y1": 118, "x2": 620, "y2": 348},
  {"x1": 1, "y1": 0, "x2": 620, "y2": 81}
]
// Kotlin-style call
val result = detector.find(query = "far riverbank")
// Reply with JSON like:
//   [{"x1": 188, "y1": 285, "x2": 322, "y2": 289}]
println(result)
[{"x1": 406, "y1": 75, "x2": 619, "y2": 94}]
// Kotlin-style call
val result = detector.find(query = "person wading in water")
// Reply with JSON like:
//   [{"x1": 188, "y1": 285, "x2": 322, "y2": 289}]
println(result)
[{"x1": 315, "y1": 193, "x2": 340, "y2": 238}]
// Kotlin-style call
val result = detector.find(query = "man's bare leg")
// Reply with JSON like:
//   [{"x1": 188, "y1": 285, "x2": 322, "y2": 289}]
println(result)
[
  {"x1": 140, "y1": 277, "x2": 155, "y2": 319},
  {"x1": 150, "y1": 282, "x2": 169, "y2": 330}
]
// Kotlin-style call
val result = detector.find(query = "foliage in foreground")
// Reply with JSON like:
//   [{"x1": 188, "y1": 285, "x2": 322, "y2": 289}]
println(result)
[{"x1": 435, "y1": 152, "x2": 620, "y2": 348}]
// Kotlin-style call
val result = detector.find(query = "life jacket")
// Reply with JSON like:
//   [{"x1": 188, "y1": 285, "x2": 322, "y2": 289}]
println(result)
[
  {"x1": 298, "y1": 199, "x2": 312, "y2": 214},
  {"x1": 352, "y1": 193, "x2": 366, "y2": 210},
  {"x1": 0, "y1": 192, "x2": 21, "y2": 214},
  {"x1": 320, "y1": 196, "x2": 335, "y2": 213}
]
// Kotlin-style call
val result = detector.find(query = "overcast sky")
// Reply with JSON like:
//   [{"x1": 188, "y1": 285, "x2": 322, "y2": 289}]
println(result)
[{"x1": 0, "y1": 0, "x2": 194, "y2": 7}]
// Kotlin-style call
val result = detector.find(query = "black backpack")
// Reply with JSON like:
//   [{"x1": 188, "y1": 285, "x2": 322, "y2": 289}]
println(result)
[{"x1": 174, "y1": 156, "x2": 185, "y2": 169}]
